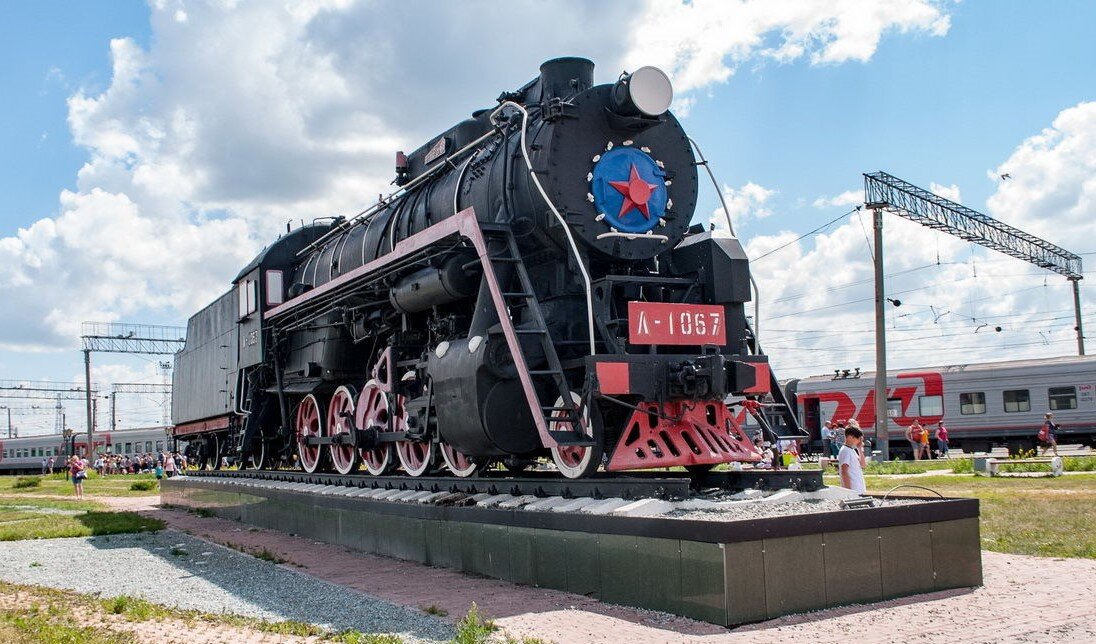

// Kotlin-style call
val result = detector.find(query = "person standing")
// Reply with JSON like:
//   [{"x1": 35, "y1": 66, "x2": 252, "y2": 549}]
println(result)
[
  {"x1": 69, "y1": 456, "x2": 87, "y2": 500},
  {"x1": 1039, "y1": 412, "x2": 1060, "y2": 456},
  {"x1": 46, "y1": 456, "x2": 54, "y2": 475},
  {"x1": 918, "y1": 421, "x2": 932, "y2": 460},
  {"x1": 163, "y1": 452, "x2": 176, "y2": 478},
  {"x1": 935, "y1": 421, "x2": 950, "y2": 459},
  {"x1": 838, "y1": 425, "x2": 867, "y2": 494},
  {"x1": 908, "y1": 421, "x2": 925, "y2": 460},
  {"x1": 821, "y1": 420, "x2": 834, "y2": 461}
]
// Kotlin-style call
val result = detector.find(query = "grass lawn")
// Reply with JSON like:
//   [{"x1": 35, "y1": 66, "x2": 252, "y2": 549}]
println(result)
[
  {"x1": 0, "y1": 498, "x2": 163, "y2": 541},
  {"x1": 0, "y1": 581, "x2": 394, "y2": 643},
  {"x1": 0, "y1": 473, "x2": 161, "y2": 498},
  {"x1": 822, "y1": 471, "x2": 1096, "y2": 559}
]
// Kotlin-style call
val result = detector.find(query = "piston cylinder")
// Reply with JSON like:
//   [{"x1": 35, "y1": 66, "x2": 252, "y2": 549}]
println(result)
[{"x1": 389, "y1": 256, "x2": 479, "y2": 313}]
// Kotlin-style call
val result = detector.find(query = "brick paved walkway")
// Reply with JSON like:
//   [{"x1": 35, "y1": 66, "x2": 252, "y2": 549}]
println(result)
[{"x1": 109, "y1": 495, "x2": 1096, "y2": 643}]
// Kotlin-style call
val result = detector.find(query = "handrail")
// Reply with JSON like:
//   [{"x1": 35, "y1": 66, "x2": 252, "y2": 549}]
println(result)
[
  {"x1": 688, "y1": 137, "x2": 762, "y2": 350},
  {"x1": 497, "y1": 100, "x2": 596, "y2": 356}
]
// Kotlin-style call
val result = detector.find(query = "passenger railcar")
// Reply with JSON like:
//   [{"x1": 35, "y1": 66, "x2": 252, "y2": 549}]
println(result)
[
  {"x1": 789, "y1": 355, "x2": 1096, "y2": 457},
  {"x1": 172, "y1": 57, "x2": 801, "y2": 478},
  {"x1": 0, "y1": 426, "x2": 178, "y2": 475}
]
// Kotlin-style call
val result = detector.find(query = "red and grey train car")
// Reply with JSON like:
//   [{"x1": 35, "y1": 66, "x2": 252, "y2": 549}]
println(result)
[
  {"x1": 171, "y1": 57, "x2": 797, "y2": 478},
  {"x1": 787, "y1": 355, "x2": 1096, "y2": 457},
  {"x1": 0, "y1": 426, "x2": 177, "y2": 475}
]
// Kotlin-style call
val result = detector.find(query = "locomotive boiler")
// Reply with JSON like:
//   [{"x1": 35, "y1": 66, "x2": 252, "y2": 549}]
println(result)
[{"x1": 172, "y1": 57, "x2": 786, "y2": 479}]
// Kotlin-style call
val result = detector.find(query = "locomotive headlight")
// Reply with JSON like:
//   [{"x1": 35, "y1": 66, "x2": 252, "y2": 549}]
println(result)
[{"x1": 611, "y1": 66, "x2": 674, "y2": 117}]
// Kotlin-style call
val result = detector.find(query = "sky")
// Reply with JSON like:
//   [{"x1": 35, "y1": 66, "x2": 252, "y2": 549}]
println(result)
[{"x1": 1, "y1": 0, "x2": 1095, "y2": 434}]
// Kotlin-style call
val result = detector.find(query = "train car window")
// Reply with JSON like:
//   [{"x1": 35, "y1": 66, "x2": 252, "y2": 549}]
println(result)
[
  {"x1": 145, "y1": 441, "x2": 153, "y2": 453},
  {"x1": 918, "y1": 395, "x2": 943, "y2": 417},
  {"x1": 1049, "y1": 386, "x2": 1077, "y2": 411},
  {"x1": 156, "y1": 441, "x2": 164, "y2": 452},
  {"x1": 238, "y1": 279, "x2": 258, "y2": 318},
  {"x1": 1003, "y1": 389, "x2": 1031, "y2": 413},
  {"x1": 266, "y1": 270, "x2": 284, "y2": 305}
]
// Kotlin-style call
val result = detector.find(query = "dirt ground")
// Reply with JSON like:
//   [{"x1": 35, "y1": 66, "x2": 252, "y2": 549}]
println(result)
[{"x1": 80, "y1": 495, "x2": 1095, "y2": 644}]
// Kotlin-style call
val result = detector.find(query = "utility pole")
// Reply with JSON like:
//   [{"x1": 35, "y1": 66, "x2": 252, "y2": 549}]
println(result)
[
  {"x1": 1071, "y1": 278, "x2": 1085, "y2": 355},
  {"x1": 84, "y1": 350, "x2": 93, "y2": 460},
  {"x1": 3, "y1": 407, "x2": 10, "y2": 438},
  {"x1": 110, "y1": 392, "x2": 117, "y2": 431},
  {"x1": 870, "y1": 205, "x2": 889, "y2": 461}
]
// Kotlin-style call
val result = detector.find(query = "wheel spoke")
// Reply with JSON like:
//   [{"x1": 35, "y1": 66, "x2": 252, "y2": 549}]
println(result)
[
  {"x1": 327, "y1": 386, "x2": 359, "y2": 475},
  {"x1": 355, "y1": 381, "x2": 393, "y2": 475},
  {"x1": 296, "y1": 394, "x2": 325, "y2": 474}
]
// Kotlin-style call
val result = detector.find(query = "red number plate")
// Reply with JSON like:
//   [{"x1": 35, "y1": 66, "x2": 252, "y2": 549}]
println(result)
[{"x1": 627, "y1": 302, "x2": 727, "y2": 345}]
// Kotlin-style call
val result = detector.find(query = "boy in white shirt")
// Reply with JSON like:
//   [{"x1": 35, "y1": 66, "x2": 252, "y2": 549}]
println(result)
[{"x1": 837, "y1": 425, "x2": 867, "y2": 495}]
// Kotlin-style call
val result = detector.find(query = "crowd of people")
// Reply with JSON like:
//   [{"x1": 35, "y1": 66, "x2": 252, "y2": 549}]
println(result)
[{"x1": 42, "y1": 451, "x2": 188, "y2": 477}]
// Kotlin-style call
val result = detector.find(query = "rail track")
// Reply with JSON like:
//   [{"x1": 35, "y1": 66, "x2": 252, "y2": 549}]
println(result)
[{"x1": 185, "y1": 468, "x2": 822, "y2": 500}]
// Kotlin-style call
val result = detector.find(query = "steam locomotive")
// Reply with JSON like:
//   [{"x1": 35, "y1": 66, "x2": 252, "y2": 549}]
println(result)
[{"x1": 172, "y1": 57, "x2": 790, "y2": 478}]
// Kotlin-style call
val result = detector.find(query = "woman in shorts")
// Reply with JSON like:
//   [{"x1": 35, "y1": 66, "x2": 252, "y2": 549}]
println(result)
[{"x1": 69, "y1": 456, "x2": 87, "y2": 500}]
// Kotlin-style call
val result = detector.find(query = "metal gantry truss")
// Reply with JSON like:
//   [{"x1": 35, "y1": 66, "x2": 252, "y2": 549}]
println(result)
[
  {"x1": 80, "y1": 321, "x2": 186, "y2": 457},
  {"x1": 106, "y1": 382, "x2": 174, "y2": 431},
  {"x1": 81, "y1": 322, "x2": 187, "y2": 355},
  {"x1": 0, "y1": 382, "x2": 97, "y2": 438},
  {"x1": 864, "y1": 172, "x2": 1082, "y2": 279},
  {"x1": 863, "y1": 171, "x2": 1085, "y2": 355},
  {"x1": 111, "y1": 383, "x2": 172, "y2": 395},
  {"x1": 0, "y1": 380, "x2": 98, "y2": 401}
]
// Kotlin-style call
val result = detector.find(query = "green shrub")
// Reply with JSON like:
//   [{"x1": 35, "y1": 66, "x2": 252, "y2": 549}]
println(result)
[
  {"x1": 951, "y1": 458, "x2": 974, "y2": 473},
  {"x1": 12, "y1": 477, "x2": 42, "y2": 489},
  {"x1": 455, "y1": 603, "x2": 496, "y2": 644},
  {"x1": 129, "y1": 481, "x2": 157, "y2": 491},
  {"x1": 1065, "y1": 456, "x2": 1096, "y2": 472}
]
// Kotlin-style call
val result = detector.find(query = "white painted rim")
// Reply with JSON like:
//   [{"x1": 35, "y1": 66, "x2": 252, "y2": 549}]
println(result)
[
  {"x1": 441, "y1": 442, "x2": 479, "y2": 477},
  {"x1": 297, "y1": 394, "x2": 323, "y2": 474},
  {"x1": 328, "y1": 385, "x2": 359, "y2": 475},
  {"x1": 357, "y1": 380, "x2": 393, "y2": 476}
]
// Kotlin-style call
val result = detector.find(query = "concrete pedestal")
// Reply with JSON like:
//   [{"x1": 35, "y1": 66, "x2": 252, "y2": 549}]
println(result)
[{"x1": 162, "y1": 478, "x2": 982, "y2": 626}]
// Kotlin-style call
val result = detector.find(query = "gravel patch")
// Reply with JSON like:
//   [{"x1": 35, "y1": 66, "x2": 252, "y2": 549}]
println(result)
[
  {"x1": 668, "y1": 497, "x2": 924, "y2": 521},
  {"x1": 0, "y1": 530, "x2": 452, "y2": 643}
]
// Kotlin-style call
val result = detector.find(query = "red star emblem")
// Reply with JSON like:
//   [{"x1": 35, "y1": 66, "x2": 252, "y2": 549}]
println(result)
[{"x1": 609, "y1": 164, "x2": 659, "y2": 219}]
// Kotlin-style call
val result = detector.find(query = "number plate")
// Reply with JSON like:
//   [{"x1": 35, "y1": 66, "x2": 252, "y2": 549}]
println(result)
[{"x1": 627, "y1": 302, "x2": 727, "y2": 345}]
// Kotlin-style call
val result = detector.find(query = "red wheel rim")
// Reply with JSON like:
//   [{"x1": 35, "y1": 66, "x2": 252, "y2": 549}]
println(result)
[
  {"x1": 296, "y1": 394, "x2": 323, "y2": 473},
  {"x1": 552, "y1": 412, "x2": 587, "y2": 468},
  {"x1": 440, "y1": 442, "x2": 478, "y2": 477},
  {"x1": 354, "y1": 382, "x2": 393, "y2": 475},
  {"x1": 327, "y1": 386, "x2": 358, "y2": 474}
]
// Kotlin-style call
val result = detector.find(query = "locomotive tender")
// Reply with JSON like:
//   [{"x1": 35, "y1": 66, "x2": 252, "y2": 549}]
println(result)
[{"x1": 172, "y1": 57, "x2": 779, "y2": 478}]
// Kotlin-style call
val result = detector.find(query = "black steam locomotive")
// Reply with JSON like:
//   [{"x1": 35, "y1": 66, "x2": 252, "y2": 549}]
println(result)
[{"x1": 172, "y1": 57, "x2": 787, "y2": 478}]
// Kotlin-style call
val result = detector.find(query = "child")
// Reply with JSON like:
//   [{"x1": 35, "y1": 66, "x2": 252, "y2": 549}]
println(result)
[
  {"x1": 1039, "y1": 413, "x2": 1060, "y2": 457},
  {"x1": 838, "y1": 425, "x2": 867, "y2": 495}
]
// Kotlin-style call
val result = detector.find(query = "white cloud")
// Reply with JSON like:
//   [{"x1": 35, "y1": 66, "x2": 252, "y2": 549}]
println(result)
[
  {"x1": 928, "y1": 182, "x2": 961, "y2": 203},
  {"x1": 987, "y1": 101, "x2": 1096, "y2": 247},
  {"x1": 713, "y1": 181, "x2": 775, "y2": 233},
  {"x1": 624, "y1": 0, "x2": 949, "y2": 94},
  {"x1": 0, "y1": 0, "x2": 956, "y2": 354},
  {"x1": 813, "y1": 189, "x2": 863, "y2": 209}
]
